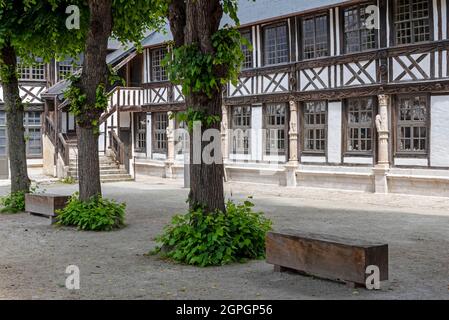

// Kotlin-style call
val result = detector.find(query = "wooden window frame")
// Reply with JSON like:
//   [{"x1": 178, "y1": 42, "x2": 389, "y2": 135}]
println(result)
[
  {"x1": 150, "y1": 47, "x2": 168, "y2": 82},
  {"x1": 263, "y1": 103, "x2": 288, "y2": 156},
  {"x1": 230, "y1": 106, "x2": 252, "y2": 155},
  {"x1": 390, "y1": 0, "x2": 434, "y2": 46},
  {"x1": 152, "y1": 112, "x2": 168, "y2": 155},
  {"x1": 341, "y1": 2, "x2": 379, "y2": 54},
  {"x1": 241, "y1": 29, "x2": 254, "y2": 69},
  {"x1": 301, "y1": 101, "x2": 328, "y2": 155},
  {"x1": 262, "y1": 22, "x2": 290, "y2": 66},
  {"x1": 393, "y1": 94, "x2": 430, "y2": 157},
  {"x1": 299, "y1": 12, "x2": 330, "y2": 60},
  {"x1": 343, "y1": 97, "x2": 377, "y2": 157},
  {"x1": 134, "y1": 112, "x2": 147, "y2": 154}
]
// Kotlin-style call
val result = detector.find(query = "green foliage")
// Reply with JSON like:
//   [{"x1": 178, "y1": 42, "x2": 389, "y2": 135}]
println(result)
[
  {"x1": 59, "y1": 176, "x2": 76, "y2": 184},
  {"x1": 0, "y1": 190, "x2": 27, "y2": 213},
  {"x1": 56, "y1": 192, "x2": 126, "y2": 231},
  {"x1": 152, "y1": 200, "x2": 272, "y2": 267},
  {"x1": 164, "y1": 27, "x2": 250, "y2": 98},
  {"x1": 0, "y1": 185, "x2": 38, "y2": 213},
  {"x1": 170, "y1": 107, "x2": 221, "y2": 132}
]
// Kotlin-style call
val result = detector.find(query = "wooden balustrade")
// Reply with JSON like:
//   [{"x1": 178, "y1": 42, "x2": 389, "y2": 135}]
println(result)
[
  {"x1": 58, "y1": 133, "x2": 70, "y2": 166},
  {"x1": 109, "y1": 130, "x2": 126, "y2": 165},
  {"x1": 45, "y1": 116, "x2": 56, "y2": 145}
]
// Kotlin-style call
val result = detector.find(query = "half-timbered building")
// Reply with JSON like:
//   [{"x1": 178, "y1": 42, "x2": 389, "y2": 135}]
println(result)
[{"x1": 42, "y1": 0, "x2": 449, "y2": 196}]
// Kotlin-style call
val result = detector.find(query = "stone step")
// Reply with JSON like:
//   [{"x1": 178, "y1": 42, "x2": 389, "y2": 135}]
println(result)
[{"x1": 69, "y1": 169, "x2": 128, "y2": 175}]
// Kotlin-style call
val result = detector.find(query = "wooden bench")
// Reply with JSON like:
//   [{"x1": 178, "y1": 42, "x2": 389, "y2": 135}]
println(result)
[
  {"x1": 25, "y1": 194, "x2": 70, "y2": 224},
  {"x1": 266, "y1": 230, "x2": 388, "y2": 288}
]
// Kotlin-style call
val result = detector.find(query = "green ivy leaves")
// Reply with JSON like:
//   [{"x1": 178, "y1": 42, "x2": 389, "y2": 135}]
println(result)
[
  {"x1": 164, "y1": 27, "x2": 250, "y2": 99},
  {"x1": 152, "y1": 199, "x2": 272, "y2": 267}
]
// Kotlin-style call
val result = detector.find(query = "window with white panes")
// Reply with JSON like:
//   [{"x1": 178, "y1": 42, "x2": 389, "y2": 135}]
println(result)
[
  {"x1": 303, "y1": 101, "x2": 327, "y2": 153},
  {"x1": 264, "y1": 103, "x2": 287, "y2": 156},
  {"x1": 397, "y1": 95, "x2": 428, "y2": 154},
  {"x1": 231, "y1": 106, "x2": 251, "y2": 155},
  {"x1": 346, "y1": 97, "x2": 374, "y2": 153}
]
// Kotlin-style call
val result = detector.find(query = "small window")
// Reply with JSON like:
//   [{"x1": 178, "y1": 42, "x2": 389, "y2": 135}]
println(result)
[
  {"x1": 397, "y1": 95, "x2": 428, "y2": 154},
  {"x1": 17, "y1": 59, "x2": 45, "y2": 81},
  {"x1": 302, "y1": 14, "x2": 329, "y2": 59},
  {"x1": 231, "y1": 106, "x2": 251, "y2": 154},
  {"x1": 303, "y1": 101, "x2": 327, "y2": 153},
  {"x1": 241, "y1": 30, "x2": 253, "y2": 69},
  {"x1": 153, "y1": 112, "x2": 168, "y2": 154},
  {"x1": 134, "y1": 113, "x2": 147, "y2": 153},
  {"x1": 346, "y1": 97, "x2": 374, "y2": 153},
  {"x1": 151, "y1": 48, "x2": 168, "y2": 82},
  {"x1": 343, "y1": 5, "x2": 377, "y2": 53},
  {"x1": 263, "y1": 24, "x2": 289, "y2": 65},
  {"x1": 264, "y1": 103, "x2": 287, "y2": 156},
  {"x1": 58, "y1": 58, "x2": 81, "y2": 81},
  {"x1": 394, "y1": 0, "x2": 431, "y2": 45}
]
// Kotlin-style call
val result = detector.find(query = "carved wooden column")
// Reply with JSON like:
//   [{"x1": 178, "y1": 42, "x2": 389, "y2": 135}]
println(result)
[
  {"x1": 165, "y1": 111, "x2": 175, "y2": 178},
  {"x1": 221, "y1": 105, "x2": 229, "y2": 182},
  {"x1": 221, "y1": 105, "x2": 229, "y2": 162},
  {"x1": 285, "y1": 100, "x2": 299, "y2": 187},
  {"x1": 373, "y1": 94, "x2": 390, "y2": 193}
]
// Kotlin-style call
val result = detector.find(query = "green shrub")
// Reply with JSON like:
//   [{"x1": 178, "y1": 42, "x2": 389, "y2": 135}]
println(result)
[
  {"x1": 152, "y1": 199, "x2": 272, "y2": 267},
  {"x1": 60, "y1": 176, "x2": 76, "y2": 184},
  {"x1": 56, "y1": 193, "x2": 126, "y2": 231},
  {"x1": 0, "y1": 190, "x2": 27, "y2": 214}
]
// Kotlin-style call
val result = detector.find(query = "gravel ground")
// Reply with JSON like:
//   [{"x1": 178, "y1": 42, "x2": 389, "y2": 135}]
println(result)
[{"x1": 0, "y1": 177, "x2": 448, "y2": 300}]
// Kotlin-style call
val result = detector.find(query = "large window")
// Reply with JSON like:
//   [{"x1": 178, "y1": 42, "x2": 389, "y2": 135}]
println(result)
[
  {"x1": 153, "y1": 112, "x2": 168, "y2": 154},
  {"x1": 264, "y1": 103, "x2": 287, "y2": 156},
  {"x1": 263, "y1": 24, "x2": 289, "y2": 65},
  {"x1": 0, "y1": 111, "x2": 42, "y2": 157},
  {"x1": 394, "y1": 0, "x2": 431, "y2": 45},
  {"x1": 343, "y1": 5, "x2": 377, "y2": 53},
  {"x1": 24, "y1": 112, "x2": 42, "y2": 156},
  {"x1": 397, "y1": 95, "x2": 428, "y2": 154},
  {"x1": 231, "y1": 106, "x2": 251, "y2": 154},
  {"x1": 151, "y1": 48, "x2": 168, "y2": 82},
  {"x1": 302, "y1": 14, "x2": 329, "y2": 59},
  {"x1": 303, "y1": 101, "x2": 327, "y2": 153},
  {"x1": 134, "y1": 113, "x2": 146, "y2": 153},
  {"x1": 17, "y1": 61, "x2": 45, "y2": 81},
  {"x1": 241, "y1": 30, "x2": 253, "y2": 69},
  {"x1": 346, "y1": 97, "x2": 374, "y2": 153}
]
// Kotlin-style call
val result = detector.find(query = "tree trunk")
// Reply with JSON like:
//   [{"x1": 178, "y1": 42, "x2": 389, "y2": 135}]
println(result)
[
  {"x1": 77, "y1": 0, "x2": 112, "y2": 201},
  {"x1": 169, "y1": 0, "x2": 225, "y2": 213},
  {"x1": 0, "y1": 43, "x2": 31, "y2": 193}
]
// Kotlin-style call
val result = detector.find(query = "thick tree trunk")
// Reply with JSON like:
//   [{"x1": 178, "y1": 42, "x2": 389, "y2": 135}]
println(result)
[
  {"x1": 170, "y1": 0, "x2": 225, "y2": 213},
  {"x1": 77, "y1": 0, "x2": 112, "y2": 201},
  {"x1": 0, "y1": 43, "x2": 31, "y2": 193}
]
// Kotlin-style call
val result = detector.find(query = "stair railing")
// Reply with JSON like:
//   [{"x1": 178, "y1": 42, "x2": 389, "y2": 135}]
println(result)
[{"x1": 109, "y1": 130, "x2": 126, "y2": 166}]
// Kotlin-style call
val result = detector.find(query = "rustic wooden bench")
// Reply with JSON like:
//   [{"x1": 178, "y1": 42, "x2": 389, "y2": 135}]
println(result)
[
  {"x1": 25, "y1": 194, "x2": 70, "y2": 224},
  {"x1": 266, "y1": 230, "x2": 388, "y2": 288}
]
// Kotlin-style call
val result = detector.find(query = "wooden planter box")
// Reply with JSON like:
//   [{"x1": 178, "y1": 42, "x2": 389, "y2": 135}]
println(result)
[
  {"x1": 266, "y1": 230, "x2": 389, "y2": 287},
  {"x1": 25, "y1": 194, "x2": 70, "y2": 224}
]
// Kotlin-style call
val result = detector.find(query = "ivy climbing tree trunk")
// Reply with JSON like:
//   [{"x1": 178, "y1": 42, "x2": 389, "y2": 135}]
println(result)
[
  {"x1": 76, "y1": 0, "x2": 113, "y2": 201},
  {"x1": 0, "y1": 42, "x2": 31, "y2": 193},
  {"x1": 169, "y1": 0, "x2": 226, "y2": 214}
]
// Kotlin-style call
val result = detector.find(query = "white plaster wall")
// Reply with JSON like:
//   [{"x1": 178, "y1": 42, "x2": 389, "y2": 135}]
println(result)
[
  {"x1": 327, "y1": 101, "x2": 342, "y2": 164},
  {"x1": 251, "y1": 105, "x2": 263, "y2": 161},
  {"x1": 120, "y1": 112, "x2": 131, "y2": 128},
  {"x1": 430, "y1": 95, "x2": 449, "y2": 167},
  {"x1": 61, "y1": 112, "x2": 67, "y2": 133},
  {"x1": 42, "y1": 134, "x2": 56, "y2": 176}
]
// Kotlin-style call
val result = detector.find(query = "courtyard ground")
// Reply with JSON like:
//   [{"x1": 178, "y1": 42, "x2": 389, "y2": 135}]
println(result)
[{"x1": 0, "y1": 176, "x2": 448, "y2": 300}]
